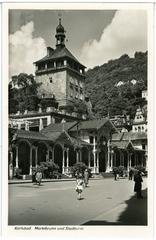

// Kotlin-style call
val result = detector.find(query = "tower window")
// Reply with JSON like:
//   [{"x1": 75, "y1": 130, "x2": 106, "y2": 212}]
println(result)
[{"x1": 49, "y1": 77, "x2": 53, "y2": 83}]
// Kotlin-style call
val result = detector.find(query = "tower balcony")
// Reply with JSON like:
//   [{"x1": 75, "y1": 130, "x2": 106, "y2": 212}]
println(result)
[{"x1": 35, "y1": 64, "x2": 85, "y2": 78}]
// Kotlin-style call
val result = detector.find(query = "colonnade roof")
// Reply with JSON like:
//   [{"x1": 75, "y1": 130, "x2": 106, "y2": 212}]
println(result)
[
  {"x1": 54, "y1": 131, "x2": 91, "y2": 148},
  {"x1": 15, "y1": 129, "x2": 51, "y2": 142},
  {"x1": 41, "y1": 121, "x2": 77, "y2": 134},
  {"x1": 41, "y1": 118, "x2": 117, "y2": 134},
  {"x1": 15, "y1": 129, "x2": 91, "y2": 148},
  {"x1": 112, "y1": 140, "x2": 134, "y2": 150},
  {"x1": 112, "y1": 132, "x2": 147, "y2": 141},
  {"x1": 69, "y1": 118, "x2": 117, "y2": 132}
]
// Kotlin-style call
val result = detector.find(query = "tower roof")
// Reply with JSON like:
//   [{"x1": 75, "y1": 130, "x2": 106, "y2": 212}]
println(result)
[{"x1": 34, "y1": 46, "x2": 86, "y2": 68}]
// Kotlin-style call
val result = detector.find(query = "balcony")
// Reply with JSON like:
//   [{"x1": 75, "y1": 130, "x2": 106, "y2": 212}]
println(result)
[{"x1": 36, "y1": 64, "x2": 85, "y2": 77}]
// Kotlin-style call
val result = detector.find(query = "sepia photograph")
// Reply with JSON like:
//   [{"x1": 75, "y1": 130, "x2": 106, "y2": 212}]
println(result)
[{"x1": 2, "y1": 2, "x2": 154, "y2": 237}]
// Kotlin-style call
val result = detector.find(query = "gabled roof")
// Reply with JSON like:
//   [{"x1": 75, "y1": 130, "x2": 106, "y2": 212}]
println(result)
[
  {"x1": 15, "y1": 129, "x2": 51, "y2": 141},
  {"x1": 42, "y1": 130, "x2": 90, "y2": 148},
  {"x1": 69, "y1": 118, "x2": 117, "y2": 132},
  {"x1": 41, "y1": 121, "x2": 77, "y2": 134},
  {"x1": 112, "y1": 131, "x2": 147, "y2": 141},
  {"x1": 34, "y1": 47, "x2": 85, "y2": 68},
  {"x1": 112, "y1": 140, "x2": 145, "y2": 152},
  {"x1": 112, "y1": 140, "x2": 133, "y2": 150}
]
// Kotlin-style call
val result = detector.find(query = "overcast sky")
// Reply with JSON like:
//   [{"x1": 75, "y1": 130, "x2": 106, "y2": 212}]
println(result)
[{"x1": 9, "y1": 9, "x2": 147, "y2": 76}]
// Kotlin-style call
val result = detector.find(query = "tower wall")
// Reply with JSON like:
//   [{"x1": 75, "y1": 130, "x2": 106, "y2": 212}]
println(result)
[
  {"x1": 66, "y1": 70, "x2": 85, "y2": 101},
  {"x1": 35, "y1": 70, "x2": 67, "y2": 106}
]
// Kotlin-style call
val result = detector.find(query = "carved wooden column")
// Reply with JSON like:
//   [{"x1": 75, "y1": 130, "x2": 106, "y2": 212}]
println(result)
[
  {"x1": 62, "y1": 149, "x2": 65, "y2": 174},
  {"x1": 35, "y1": 147, "x2": 38, "y2": 167},
  {"x1": 110, "y1": 149, "x2": 114, "y2": 171},
  {"x1": 76, "y1": 150, "x2": 79, "y2": 163},
  {"x1": 106, "y1": 140, "x2": 110, "y2": 172},
  {"x1": 66, "y1": 148, "x2": 69, "y2": 172},
  {"x1": 15, "y1": 145, "x2": 19, "y2": 168},
  {"x1": 88, "y1": 150, "x2": 91, "y2": 168},
  {"x1": 29, "y1": 146, "x2": 33, "y2": 175},
  {"x1": 96, "y1": 151, "x2": 99, "y2": 173}
]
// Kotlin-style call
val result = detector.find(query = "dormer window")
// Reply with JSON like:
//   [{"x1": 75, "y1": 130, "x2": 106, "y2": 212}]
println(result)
[{"x1": 49, "y1": 77, "x2": 53, "y2": 83}]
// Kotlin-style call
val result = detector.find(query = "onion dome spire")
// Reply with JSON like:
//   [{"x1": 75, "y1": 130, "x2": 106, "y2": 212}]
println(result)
[{"x1": 55, "y1": 17, "x2": 66, "y2": 48}]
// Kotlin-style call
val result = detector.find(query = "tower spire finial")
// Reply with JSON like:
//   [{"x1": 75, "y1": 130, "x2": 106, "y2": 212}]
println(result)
[
  {"x1": 58, "y1": 13, "x2": 62, "y2": 24},
  {"x1": 55, "y1": 14, "x2": 66, "y2": 48}
]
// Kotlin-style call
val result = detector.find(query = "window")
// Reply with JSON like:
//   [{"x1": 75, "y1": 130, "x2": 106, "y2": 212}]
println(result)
[
  {"x1": 89, "y1": 136, "x2": 93, "y2": 144},
  {"x1": 70, "y1": 83, "x2": 73, "y2": 89},
  {"x1": 142, "y1": 144, "x2": 145, "y2": 150},
  {"x1": 135, "y1": 127, "x2": 137, "y2": 131},
  {"x1": 49, "y1": 77, "x2": 52, "y2": 83}
]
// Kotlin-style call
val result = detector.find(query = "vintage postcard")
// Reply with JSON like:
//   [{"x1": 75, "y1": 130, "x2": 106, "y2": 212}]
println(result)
[{"x1": 1, "y1": 2, "x2": 154, "y2": 239}]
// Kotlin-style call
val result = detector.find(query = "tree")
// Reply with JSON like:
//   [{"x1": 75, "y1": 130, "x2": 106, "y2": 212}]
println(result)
[{"x1": 9, "y1": 73, "x2": 42, "y2": 114}]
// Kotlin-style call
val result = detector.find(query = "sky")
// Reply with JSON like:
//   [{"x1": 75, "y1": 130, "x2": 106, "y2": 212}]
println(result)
[{"x1": 9, "y1": 9, "x2": 147, "y2": 77}]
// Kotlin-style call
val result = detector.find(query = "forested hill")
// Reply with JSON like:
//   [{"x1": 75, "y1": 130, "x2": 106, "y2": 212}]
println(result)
[{"x1": 85, "y1": 51, "x2": 147, "y2": 119}]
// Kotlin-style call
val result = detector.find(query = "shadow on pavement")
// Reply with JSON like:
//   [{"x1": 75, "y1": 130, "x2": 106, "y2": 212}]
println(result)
[
  {"x1": 82, "y1": 189, "x2": 147, "y2": 226},
  {"x1": 16, "y1": 184, "x2": 45, "y2": 188}
]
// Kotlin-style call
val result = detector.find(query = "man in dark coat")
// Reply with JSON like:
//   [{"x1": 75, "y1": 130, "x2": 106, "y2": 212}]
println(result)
[
  {"x1": 129, "y1": 169, "x2": 134, "y2": 180},
  {"x1": 134, "y1": 171, "x2": 143, "y2": 198},
  {"x1": 113, "y1": 167, "x2": 118, "y2": 180}
]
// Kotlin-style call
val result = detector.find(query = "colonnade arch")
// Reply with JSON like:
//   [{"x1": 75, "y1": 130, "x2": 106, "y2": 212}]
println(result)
[
  {"x1": 99, "y1": 150, "x2": 106, "y2": 172},
  {"x1": 37, "y1": 142, "x2": 48, "y2": 164},
  {"x1": 69, "y1": 146, "x2": 76, "y2": 166},
  {"x1": 54, "y1": 144, "x2": 63, "y2": 173},
  {"x1": 18, "y1": 140, "x2": 31, "y2": 175},
  {"x1": 81, "y1": 147, "x2": 89, "y2": 166}
]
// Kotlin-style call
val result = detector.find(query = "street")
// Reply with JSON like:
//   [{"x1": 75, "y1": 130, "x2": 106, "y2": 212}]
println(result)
[{"x1": 8, "y1": 177, "x2": 147, "y2": 225}]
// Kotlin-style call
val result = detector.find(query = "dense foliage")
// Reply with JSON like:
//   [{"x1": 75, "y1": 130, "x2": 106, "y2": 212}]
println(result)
[
  {"x1": 85, "y1": 52, "x2": 147, "y2": 119},
  {"x1": 9, "y1": 73, "x2": 41, "y2": 114}
]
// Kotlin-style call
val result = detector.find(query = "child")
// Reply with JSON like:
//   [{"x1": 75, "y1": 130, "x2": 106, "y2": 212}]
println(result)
[
  {"x1": 75, "y1": 174, "x2": 84, "y2": 200},
  {"x1": 35, "y1": 169, "x2": 42, "y2": 186}
]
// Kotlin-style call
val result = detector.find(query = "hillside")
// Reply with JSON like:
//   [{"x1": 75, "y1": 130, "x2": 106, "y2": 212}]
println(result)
[{"x1": 85, "y1": 52, "x2": 147, "y2": 119}]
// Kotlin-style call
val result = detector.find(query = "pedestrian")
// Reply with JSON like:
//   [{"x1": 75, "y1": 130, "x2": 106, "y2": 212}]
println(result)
[
  {"x1": 35, "y1": 168, "x2": 42, "y2": 186},
  {"x1": 84, "y1": 169, "x2": 89, "y2": 187},
  {"x1": 134, "y1": 170, "x2": 143, "y2": 199},
  {"x1": 113, "y1": 167, "x2": 118, "y2": 181},
  {"x1": 129, "y1": 169, "x2": 134, "y2": 180},
  {"x1": 75, "y1": 173, "x2": 84, "y2": 200},
  {"x1": 32, "y1": 168, "x2": 37, "y2": 184}
]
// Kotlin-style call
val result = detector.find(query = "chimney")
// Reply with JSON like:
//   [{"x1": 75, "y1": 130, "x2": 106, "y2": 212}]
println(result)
[{"x1": 47, "y1": 47, "x2": 54, "y2": 57}]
